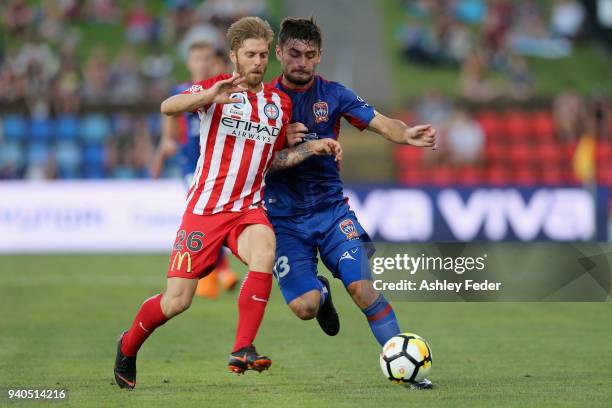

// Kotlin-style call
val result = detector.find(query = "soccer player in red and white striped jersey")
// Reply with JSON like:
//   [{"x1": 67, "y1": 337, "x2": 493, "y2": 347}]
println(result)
[{"x1": 113, "y1": 17, "x2": 343, "y2": 389}]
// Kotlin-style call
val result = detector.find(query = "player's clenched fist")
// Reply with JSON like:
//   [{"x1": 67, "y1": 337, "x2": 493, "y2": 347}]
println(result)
[
  {"x1": 308, "y1": 138, "x2": 343, "y2": 162},
  {"x1": 404, "y1": 124, "x2": 437, "y2": 149}
]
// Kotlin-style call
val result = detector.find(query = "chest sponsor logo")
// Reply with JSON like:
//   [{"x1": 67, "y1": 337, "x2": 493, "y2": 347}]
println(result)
[
  {"x1": 219, "y1": 116, "x2": 280, "y2": 144},
  {"x1": 313, "y1": 101, "x2": 329, "y2": 123}
]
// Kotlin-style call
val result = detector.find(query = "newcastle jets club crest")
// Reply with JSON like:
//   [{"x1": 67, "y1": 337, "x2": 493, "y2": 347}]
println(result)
[
  {"x1": 313, "y1": 101, "x2": 329, "y2": 123},
  {"x1": 339, "y1": 219, "x2": 359, "y2": 240}
]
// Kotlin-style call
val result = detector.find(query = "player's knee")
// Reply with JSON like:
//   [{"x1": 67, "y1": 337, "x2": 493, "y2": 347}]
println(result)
[
  {"x1": 347, "y1": 280, "x2": 378, "y2": 309},
  {"x1": 162, "y1": 293, "x2": 193, "y2": 317},
  {"x1": 293, "y1": 303, "x2": 318, "y2": 320},
  {"x1": 289, "y1": 293, "x2": 319, "y2": 320},
  {"x1": 248, "y1": 247, "x2": 276, "y2": 272}
]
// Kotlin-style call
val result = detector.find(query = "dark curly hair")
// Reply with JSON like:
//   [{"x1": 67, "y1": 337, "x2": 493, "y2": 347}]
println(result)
[{"x1": 278, "y1": 16, "x2": 322, "y2": 49}]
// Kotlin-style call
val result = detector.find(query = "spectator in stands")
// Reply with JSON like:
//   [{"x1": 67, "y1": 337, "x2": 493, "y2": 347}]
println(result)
[
  {"x1": 38, "y1": 0, "x2": 67, "y2": 44},
  {"x1": 460, "y1": 48, "x2": 503, "y2": 101},
  {"x1": 550, "y1": 0, "x2": 585, "y2": 39},
  {"x1": 125, "y1": 0, "x2": 156, "y2": 44},
  {"x1": 198, "y1": 0, "x2": 267, "y2": 26},
  {"x1": 553, "y1": 88, "x2": 586, "y2": 141},
  {"x1": 416, "y1": 89, "x2": 453, "y2": 130},
  {"x1": 505, "y1": 54, "x2": 534, "y2": 100},
  {"x1": 164, "y1": 0, "x2": 196, "y2": 43},
  {"x1": 397, "y1": 17, "x2": 440, "y2": 65},
  {"x1": 416, "y1": 89, "x2": 453, "y2": 166},
  {"x1": 85, "y1": 0, "x2": 121, "y2": 25},
  {"x1": 2, "y1": 0, "x2": 33, "y2": 36},
  {"x1": 444, "y1": 19, "x2": 472, "y2": 64},
  {"x1": 178, "y1": 14, "x2": 224, "y2": 60},
  {"x1": 482, "y1": 0, "x2": 513, "y2": 56},
  {"x1": 444, "y1": 109, "x2": 485, "y2": 166},
  {"x1": 53, "y1": 42, "x2": 81, "y2": 113},
  {"x1": 453, "y1": 0, "x2": 486, "y2": 24},
  {"x1": 81, "y1": 45, "x2": 111, "y2": 104},
  {"x1": 109, "y1": 46, "x2": 145, "y2": 105},
  {"x1": 14, "y1": 40, "x2": 60, "y2": 99},
  {"x1": 508, "y1": 0, "x2": 572, "y2": 58}
]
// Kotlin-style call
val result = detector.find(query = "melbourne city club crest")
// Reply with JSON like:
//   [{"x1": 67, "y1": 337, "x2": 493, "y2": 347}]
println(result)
[
  {"x1": 313, "y1": 101, "x2": 329, "y2": 123},
  {"x1": 264, "y1": 103, "x2": 279, "y2": 120},
  {"x1": 339, "y1": 219, "x2": 359, "y2": 240}
]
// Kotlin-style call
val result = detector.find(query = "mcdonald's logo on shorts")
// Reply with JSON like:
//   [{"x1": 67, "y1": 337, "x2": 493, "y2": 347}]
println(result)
[{"x1": 171, "y1": 251, "x2": 192, "y2": 273}]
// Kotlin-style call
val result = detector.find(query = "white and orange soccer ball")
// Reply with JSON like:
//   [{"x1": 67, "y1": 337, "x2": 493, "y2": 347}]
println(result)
[{"x1": 379, "y1": 333, "x2": 432, "y2": 383}]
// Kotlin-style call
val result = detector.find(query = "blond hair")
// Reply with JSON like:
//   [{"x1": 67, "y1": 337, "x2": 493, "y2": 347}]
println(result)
[{"x1": 226, "y1": 16, "x2": 274, "y2": 52}]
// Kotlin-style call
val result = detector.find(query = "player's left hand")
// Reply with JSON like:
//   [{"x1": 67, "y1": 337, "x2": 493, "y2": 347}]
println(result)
[
  {"x1": 309, "y1": 139, "x2": 343, "y2": 162},
  {"x1": 404, "y1": 124, "x2": 437, "y2": 149}
]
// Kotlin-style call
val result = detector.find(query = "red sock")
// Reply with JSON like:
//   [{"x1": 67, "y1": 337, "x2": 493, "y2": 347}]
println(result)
[
  {"x1": 233, "y1": 271, "x2": 272, "y2": 352},
  {"x1": 121, "y1": 294, "x2": 169, "y2": 356}
]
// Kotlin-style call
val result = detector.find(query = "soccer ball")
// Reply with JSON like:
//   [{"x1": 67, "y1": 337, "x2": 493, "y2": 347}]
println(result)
[{"x1": 379, "y1": 333, "x2": 432, "y2": 383}]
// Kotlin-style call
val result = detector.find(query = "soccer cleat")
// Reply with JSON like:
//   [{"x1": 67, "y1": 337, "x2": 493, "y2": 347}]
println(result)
[
  {"x1": 315, "y1": 276, "x2": 340, "y2": 336},
  {"x1": 405, "y1": 378, "x2": 433, "y2": 390},
  {"x1": 114, "y1": 331, "x2": 137, "y2": 390},
  {"x1": 228, "y1": 345, "x2": 272, "y2": 374}
]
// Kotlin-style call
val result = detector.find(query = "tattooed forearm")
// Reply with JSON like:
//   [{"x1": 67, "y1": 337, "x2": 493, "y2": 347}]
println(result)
[{"x1": 270, "y1": 142, "x2": 314, "y2": 172}]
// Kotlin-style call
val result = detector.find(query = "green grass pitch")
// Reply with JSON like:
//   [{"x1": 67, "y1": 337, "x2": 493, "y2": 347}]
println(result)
[{"x1": 1, "y1": 254, "x2": 611, "y2": 407}]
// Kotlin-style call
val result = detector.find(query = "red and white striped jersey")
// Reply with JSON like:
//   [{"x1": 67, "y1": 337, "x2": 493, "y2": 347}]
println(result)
[{"x1": 181, "y1": 74, "x2": 292, "y2": 215}]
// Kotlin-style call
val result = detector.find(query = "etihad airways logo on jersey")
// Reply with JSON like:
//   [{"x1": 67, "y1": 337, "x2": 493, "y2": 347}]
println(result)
[{"x1": 219, "y1": 116, "x2": 280, "y2": 144}]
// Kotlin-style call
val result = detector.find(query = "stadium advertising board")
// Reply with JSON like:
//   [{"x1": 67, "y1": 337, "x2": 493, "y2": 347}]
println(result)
[{"x1": 0, "y1": 182, "x2": 607, "y2": 253}]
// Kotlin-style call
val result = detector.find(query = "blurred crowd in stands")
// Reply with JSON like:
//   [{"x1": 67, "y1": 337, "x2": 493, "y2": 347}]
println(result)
[
  {"x1": 397, "y1": 0, "x2": 587, "y2": 102},
  {"x1": 394, "y1": 0, "x2": 610, "y2": 187},
  {"x1": 0, "y1": 0, "x2": 610, "y2": 184},
  {"x1": 0, "y1": 0, "x2": 267, "y2": 110},
  {"x1": 0, "y1": 0, "x2": 267, "y2": 179}
]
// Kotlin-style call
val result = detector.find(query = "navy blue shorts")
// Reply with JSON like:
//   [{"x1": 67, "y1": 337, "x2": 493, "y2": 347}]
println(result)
[{"x1": 270, "y1": 200, "x2": 375, "y2": 303}]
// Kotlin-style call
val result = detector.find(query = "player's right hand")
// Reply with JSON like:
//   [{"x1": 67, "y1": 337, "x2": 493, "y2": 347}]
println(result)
[
  {"x1": 309, "y1": 139, "x2": 343, "y2": 162},
  {"x1": 210, "y1": 73, "x2": 246, "y2": 105},
  {"x1": 286, "y1": 122, "x2": 309, "y2": 146}
]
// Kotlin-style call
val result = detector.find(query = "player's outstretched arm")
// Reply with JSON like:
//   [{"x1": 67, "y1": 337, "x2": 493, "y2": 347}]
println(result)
[
  {"x1": 367, "y1": 112, "x2": 437, "y2": 149},
  {"x1": 160, "y1": 74, "x2": 245, "y2": 116},
  {"x1": 270, "y1": 139, "x2": 343, "y2": 172}
]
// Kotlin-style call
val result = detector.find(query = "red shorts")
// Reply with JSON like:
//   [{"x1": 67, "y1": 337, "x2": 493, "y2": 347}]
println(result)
[{"x1": 167, "y1": 207, "x2": 273, "y2": 279}]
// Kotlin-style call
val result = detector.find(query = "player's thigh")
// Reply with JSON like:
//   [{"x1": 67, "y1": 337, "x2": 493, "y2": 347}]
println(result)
[
  {"x1": 273, "y1": 230, "x2": 320, "y2": 304},
  {"x1": 235, "y1": 223, "x2": 276, "y2": 272}
]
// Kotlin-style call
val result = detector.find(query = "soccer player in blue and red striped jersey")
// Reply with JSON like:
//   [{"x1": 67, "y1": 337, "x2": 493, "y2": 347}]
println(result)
[{"x1": 266, "y1": 17, "x2": 437, "y2": 389}]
